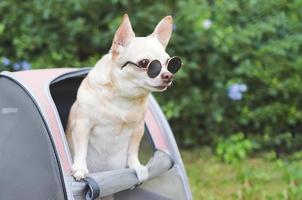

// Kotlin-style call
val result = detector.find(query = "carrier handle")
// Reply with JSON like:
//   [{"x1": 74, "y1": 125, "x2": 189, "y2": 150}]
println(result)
[{"x1": 70, "y1": 150, "x2": 174, "y2": 199}]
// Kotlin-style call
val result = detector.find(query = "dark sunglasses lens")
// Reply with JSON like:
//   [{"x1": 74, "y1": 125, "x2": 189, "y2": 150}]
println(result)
[
  {"x1": 167, "y1": 57, "x2": 182, "y2": 74},
  {"x1": 147, "y1": 60, "x2": 162, "y2": 78}
]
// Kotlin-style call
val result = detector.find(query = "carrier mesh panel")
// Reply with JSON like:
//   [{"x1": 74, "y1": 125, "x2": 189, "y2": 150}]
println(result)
[{"x1": 0, "y1": 77, "x2": 66, "y2": 200}]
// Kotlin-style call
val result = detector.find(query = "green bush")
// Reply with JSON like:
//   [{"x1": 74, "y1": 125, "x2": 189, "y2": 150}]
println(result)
[
  {"x1": 1, "y1": 0, "x2": 302, "y2": 153},
  {"x1": 216, "y1": 133, "x2": 254, "y2": 163},
  {"x1": 159, "y1": 0, "x2": 302, "y2": 154}
]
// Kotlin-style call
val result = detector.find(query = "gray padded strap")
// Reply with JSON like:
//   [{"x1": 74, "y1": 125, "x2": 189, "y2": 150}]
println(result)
[
  {"x1": 133, "y1": 165, "x2": 149, "y2": 183},
  {"x1": 84, "y1": 177, "x2": 100, "y2": 200}
]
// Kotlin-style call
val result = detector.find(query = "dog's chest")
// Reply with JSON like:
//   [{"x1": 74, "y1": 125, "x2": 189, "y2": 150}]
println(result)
[
  {"x1": 90, "y1": 122, "x2": 133, "y2": 152},
  {"x1": 87, "y1": 121, "x2": 140, "y2": 172},
  {"x1": 86, "y1": 99, "x2": 145, "y2": 171},
  {"x1": 89, "y1": 105, "x2": 142, "y2": 152}
]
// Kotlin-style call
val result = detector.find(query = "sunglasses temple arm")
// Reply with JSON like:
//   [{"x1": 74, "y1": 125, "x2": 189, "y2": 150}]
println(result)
[{"x1": 121, "y1": 61, "x2": 140, "y2": 70}]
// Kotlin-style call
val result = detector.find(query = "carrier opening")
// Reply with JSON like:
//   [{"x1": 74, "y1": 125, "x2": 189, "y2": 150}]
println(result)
[
  {"x1": 49, "y1": 70, "x2": 87, "y2": 131},
  {"x1": 48, "y1": 69, "x2": 184, "y2": 200}
]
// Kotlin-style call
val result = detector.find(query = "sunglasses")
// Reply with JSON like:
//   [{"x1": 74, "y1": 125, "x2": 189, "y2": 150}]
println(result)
[{"x1": 121, "y1": 56, "x2": 182, "y2": 78}]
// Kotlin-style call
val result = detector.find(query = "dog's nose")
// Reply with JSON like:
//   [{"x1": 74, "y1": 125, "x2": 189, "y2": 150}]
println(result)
[{"x1": 161, "y1": 72, "x2": 173, "y2": 83}]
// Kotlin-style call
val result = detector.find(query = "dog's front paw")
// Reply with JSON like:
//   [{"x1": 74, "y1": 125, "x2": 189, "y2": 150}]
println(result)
[
  {"x1": 72, "y1": 164, "x2": 89, "y2": 181},
  {"x1": 127, "y1": 159, "x2": 143, "y2": 169}
]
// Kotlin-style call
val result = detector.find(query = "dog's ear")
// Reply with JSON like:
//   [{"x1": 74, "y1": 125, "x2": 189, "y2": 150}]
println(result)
[
  {"x1": 111, "y1": 14, "x2": 135, "y2": 57},
  {"x1": 150, "y1": 16, "x2": 173, "y2": 48}
]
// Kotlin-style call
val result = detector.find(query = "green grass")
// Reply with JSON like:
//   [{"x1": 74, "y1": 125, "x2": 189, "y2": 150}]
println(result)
[{"x1": 181, "y1": 148, "x2": 302, "y2": 200}]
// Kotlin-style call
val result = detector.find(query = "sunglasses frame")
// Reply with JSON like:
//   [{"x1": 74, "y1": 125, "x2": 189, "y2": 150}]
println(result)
[{"x1": 121, "y1": 56, "x2": 182, "y2": 78}]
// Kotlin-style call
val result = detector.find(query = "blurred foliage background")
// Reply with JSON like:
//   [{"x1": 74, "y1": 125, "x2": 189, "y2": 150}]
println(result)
[
  {"x1": 1, "y1": 0, "x2": 302, "y2": 198},
  {"x1": 1, "y1": 0, "x2": 302, "y2": 156}
]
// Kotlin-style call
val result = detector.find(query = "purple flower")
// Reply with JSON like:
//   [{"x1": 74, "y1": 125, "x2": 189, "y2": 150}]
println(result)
[
  {"x1": 227, "y1": 83, "x2": 248, "y2": 101},
  {"x1": 13, "y1": 60, "x2": 31, "y2": 71},
  {"x1": 13, "y1": 63, "x2": 21, "y2": 71},
  {"x1": 20, "y1": 60, "x2": 31, "y2": 70},
  {"x1": 173, "y1": 24, "x2": 176, "y2": 31},
  {"x1": 1, "y1": 57, "x2": 10, "y2": 66}
]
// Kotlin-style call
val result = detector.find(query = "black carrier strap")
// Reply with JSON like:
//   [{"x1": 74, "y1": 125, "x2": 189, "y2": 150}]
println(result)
[{"x1": 84, "y1": 177, "x2": 100, "y2": 200}]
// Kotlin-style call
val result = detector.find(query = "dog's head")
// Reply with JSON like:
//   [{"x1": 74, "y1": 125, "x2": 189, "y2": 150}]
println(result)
[{"x1": 109, "y1": 14, "x2": 181, "y2": 97}]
